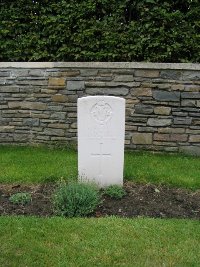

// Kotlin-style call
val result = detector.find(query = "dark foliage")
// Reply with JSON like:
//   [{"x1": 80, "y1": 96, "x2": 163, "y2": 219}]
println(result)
[{"x1": 0, "y1": 0, "x2": 199, "y2": 62}]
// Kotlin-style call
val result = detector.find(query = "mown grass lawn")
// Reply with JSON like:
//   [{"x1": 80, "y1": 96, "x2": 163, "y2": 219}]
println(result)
[
  {"x1": 0, "y1": 145, "x2": 200, "y2": 189},
  {"x1": 0, "y1": 216, "x2": 200, "y2": 267},
  {"x1": 0, "y1": 145, "x2": 200, "y2": 266}
]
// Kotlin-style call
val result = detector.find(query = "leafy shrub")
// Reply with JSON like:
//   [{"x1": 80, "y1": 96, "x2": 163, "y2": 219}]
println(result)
[
  {"x1": 9, "y1": 192, "x2": 32, "y2": 205},
  {"x1": 104, "y1": 185, "x2": 126, "y2": 199},
  {"x1": 53, "y1": 182, "x2": 100, "y2": 217},
  {"x1": 0, "y1": 0, "x2": 199, "y2": 62}
]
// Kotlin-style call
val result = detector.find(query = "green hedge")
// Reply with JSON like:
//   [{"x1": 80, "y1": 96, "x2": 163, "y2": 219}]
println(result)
[{"x1": 0, "y1": 0, "x2": 199, "y2": 62}]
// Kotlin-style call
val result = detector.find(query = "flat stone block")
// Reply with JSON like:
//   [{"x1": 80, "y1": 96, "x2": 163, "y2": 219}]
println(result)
[
  {"x1": 181, "y1": 92, "x2": 200, "y2": 99},
  {"x1": 48, "y1": 77, "x2": 66, "y2": 87},
  {"x1": 135, "y1": 104, "x2": 153, "y2": 114},
  {"x1": 154, "y1": 133, "x2": 188, "y2": 142},
  {"x1": 132, "y1": 133, "x2": 152, "y2": 144},
  {"x1": 160, "y1": 70, "x2": 181, "y2": 80},
  {"x1": 130, "y1": 87, "x2": 152, "y2": 97},
  {"x1": 67, "y1": 81, "x2": 85, "y2": 91},
  {"x1": 154, "y1": 106, "x2": 171, "y2": 115},
  {"x1": 158, "y1": 127, "x2": 185, "y2": 134},
  {"x1": 44, "y1": 128, "x2": 65, "y2": 136},
  {"x1": 182, "y1": 71, "x2": 200, "y2": 81},
  {"x1": 174, "y1": 117, "x2": 192, "y2": 125},
  {"x1": 52, "y1": 94, "x2": 68, "y2": 102},
  {"x1": 23, "y1": 118, "x2": 39, "y2": 126},
  {"x1": 153, "y1": 90, "x2": 180, "y2": 102},
  {"x1": 0, "y1": 126, "x2": 15, "y2": 132},
  {"x1": 189, "y1": 135, "x2": 200, "y2": 143},
  {"x1": 21, "y1": 102, "x2": 47, "y2": 111},
  {"x1": 80, "y1": 69, "x2": 98, "y2": 76},
  {"x1": 135, "y1": 70, "x2": 160, "y2": 78},
  {"x1": 86, "y1": 87, "x2": 129, "y2": 96},
  {"x1": 114, "y1": 75, "x2": 134, "y2": 82},
  {"x1": 147, "y1": 118, "x2": 172, "y2": 127}
]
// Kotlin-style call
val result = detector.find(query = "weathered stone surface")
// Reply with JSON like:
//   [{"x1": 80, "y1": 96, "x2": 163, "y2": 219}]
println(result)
[
  {"x1": 17, "y1": 79, "x2": 48, "y2": 86},
  {"x1": 147, "y1": 118, "x2": 172, "y2": 127},
  {"x1": 181, "y1": 92, "x2": 200, "y2": 99},
  {"x1": 154, "y1": 106, "x2": 171, "y2": 115},
  {"x1": 135, "y1": 104, "x2": 153, "y2": 114},
  {"x1": 85, "y1": 81, "x2": 139, "y2": 88},
  {"x1": 48, "y1": 77, "x2": 66, "y2": 87},
  {"x1": 1, "y1": 63, "x2": 200, "y2": 153},
  {"x1": 181, "y1": 100, "x2": 197, "y2": 107},
  {"x1": 171, "y1": 84, "x2": 185, "y2": 91},
  {"x1": 154, "y1": 133, "x2": 188, "y2": 142},
  {"x1": 132, "y1": 133, "x2": 152, "y2": 144},
  {"x1": 135, "y1": 70, "x2": 160, "y2": 78},
  {"x1": 189, "y1": 135, "x2": 200, "y2": 142},
  {"x1": 153, "y1": 90, "x2": 180, "y2": 101},
  {"x1": 114, "y1": 75, "x2": 134, "y2": 82},
  {"x1": 52, "y1": 94, "x2": 68, "y2": 102},
  {"x1": 13, "y1": 134, "x2": 28, "y2": 141},
  {"x1": 21, "y1": 102, "x2": 47, "y2": 110},
  {"x1": 158, "y1": 127, "x2": 185, "y2": 134},
  {"x1": 174, "y1": 117, "x2": 192, "y2": 125},
  {"x1": 44, "y1": 128, "x2": 65, "y2": 136},
  {"x1": 23, "y1": 118, "x2": 39, "y2": 126},
  {"x1": 2, "y1": 87, "x2": 19, "y2": 93},
  {"x1": 138, "y1": 126, "x2": 157, "y2": 132},
  {"x1": 182, "y1": 71, "x2": 200, "y2": 81},
  {"x1": 86, "y1": 87, "x2": 129, "y2": 96},
  {"x1": 51, "y1": 112, "x2": 66, "y2": 120},
  {"x1": 48, "y1": 123, "x2": 69, "y2": 129},
  {"x1": 29, "y1": 70, "x2": 45, "y2": 76},
  {"x1": 130, "y1": 87, "x2": 152, "y2": 97},
  {"x1": 67, "y1": 81, "x2": 85, "y2": 91},
  {"x1": 0, "y1": 126, "x2": 15, "y2": 132},
  {"x1": 160, "y1": 70, "x2": 181, "y2": 80},
  {"x1": 80, "y1": 69, "x2": 98, "y2": 76}
]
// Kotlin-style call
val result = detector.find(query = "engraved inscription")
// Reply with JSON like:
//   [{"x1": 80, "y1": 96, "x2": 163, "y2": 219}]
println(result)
[{"x1": 90, "y1": 101, "x2": 112, "y2": 123}]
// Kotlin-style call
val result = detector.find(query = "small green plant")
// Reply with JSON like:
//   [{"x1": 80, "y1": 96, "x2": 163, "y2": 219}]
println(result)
[
  {"x1": 9, "y1": 192, "x2": 32, "y2": 205},
  {"x1": 53, "y1": 181, "x2": 100, "y2": 217},
  {"x1": 104, "y1": 185, "x2": 126, "y2": 199}
]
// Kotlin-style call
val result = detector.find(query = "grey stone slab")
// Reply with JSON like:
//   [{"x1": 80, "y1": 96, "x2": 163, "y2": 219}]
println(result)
[
  {"x1": 182, "y1": 71, "x2": 200, "y2": 80},
  {"x1": 134, "y1": 104, "x2": 154, "y2": 114},
  {"x1": 173, "y1": 117, "x2": 192, "y2": 125},
  {"x1": 67, "y1": 81, "x2": 85, "y2": 91},
  {"x1": 181, "y1": 92, "x2": 200, "y2": 99},
  {"x1": 86, "y1": 87, "x2": 129, "y2": 96},
  {"x1": 153, "y1": 90, "x2": 180, "y2": 101},
  {"x1": 147, "y1": 118, "x2": 172, "y2": 127},
  {"x1": 23, "y1": 118, "x2": 40, "y2": 126},
  {"x1": 160, "y1": 70, "x2": 181, "y2": 80}
]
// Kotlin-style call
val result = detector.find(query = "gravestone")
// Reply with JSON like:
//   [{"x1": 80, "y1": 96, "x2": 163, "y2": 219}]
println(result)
[{"x1": 78, "y1": 96, "x2": 125, "y2": 187}]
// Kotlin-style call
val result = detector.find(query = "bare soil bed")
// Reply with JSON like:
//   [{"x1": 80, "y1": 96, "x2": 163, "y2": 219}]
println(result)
[{"x1": 0, "y1": 182, "x2": 199, "y2": 219}]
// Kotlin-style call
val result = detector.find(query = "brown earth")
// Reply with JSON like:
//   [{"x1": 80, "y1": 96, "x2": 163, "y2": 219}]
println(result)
[{"x1": 0, "y1": 182, "x2": 200, "y2": 219}]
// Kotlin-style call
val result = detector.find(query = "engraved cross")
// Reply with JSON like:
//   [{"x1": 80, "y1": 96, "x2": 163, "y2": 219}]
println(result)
[{"x1": 91, "y1": 141, "x2": 111, "y2": 179}]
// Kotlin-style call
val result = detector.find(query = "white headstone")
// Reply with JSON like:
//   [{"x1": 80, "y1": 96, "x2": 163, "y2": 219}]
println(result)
[{"x1": 78, "y1": 96, "x2": 125, "y2": 187}]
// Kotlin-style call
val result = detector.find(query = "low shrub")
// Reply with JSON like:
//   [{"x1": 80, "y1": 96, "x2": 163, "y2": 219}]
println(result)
[
  {"x1": 53, "y1": 181, "x2": 100, "y2": 217},
  {"x1": 9, "y1": 192, "x2": 32, "y2": 205},
  {"x1": 104, "y1": 185, "x2": 126, "y2": 199}
]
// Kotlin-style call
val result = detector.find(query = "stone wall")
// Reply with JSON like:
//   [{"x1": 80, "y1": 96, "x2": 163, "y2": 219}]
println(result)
[{"x1": 0, "y1": 62, "x2": 200, "y2": 154}]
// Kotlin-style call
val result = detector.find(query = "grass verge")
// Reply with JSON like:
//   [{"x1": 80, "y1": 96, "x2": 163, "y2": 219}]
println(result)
[
  {"x1": 0, "y1": 145, "x2": 200, "y2": 189},
  {"x1": 0, "y1": 216, "x2": 199, "y2": 267}
]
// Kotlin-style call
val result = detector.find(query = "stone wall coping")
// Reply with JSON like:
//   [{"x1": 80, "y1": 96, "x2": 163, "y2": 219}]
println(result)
[{"x1": 0, "y1": 62, "x2": 200, "y2": 70}]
